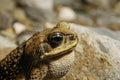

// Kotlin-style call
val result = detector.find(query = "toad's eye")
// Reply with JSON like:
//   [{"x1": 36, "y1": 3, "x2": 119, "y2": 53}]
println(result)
[{"x1": 47, "y1": 32, "x2": 63, "y2": 48}]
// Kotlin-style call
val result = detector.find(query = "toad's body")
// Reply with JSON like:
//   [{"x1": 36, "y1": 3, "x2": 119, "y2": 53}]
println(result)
[{"x1": 0, "y1": 22, "x2": 78, "y2": 80}]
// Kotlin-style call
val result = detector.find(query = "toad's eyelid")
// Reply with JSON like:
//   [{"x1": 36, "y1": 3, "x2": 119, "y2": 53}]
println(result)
[
  {"x1": 50, "y1": 32, "x2": 65, "y2": 35},
  {"x1": 65, "y1": 34, "x2": 73, "y2": 36}
]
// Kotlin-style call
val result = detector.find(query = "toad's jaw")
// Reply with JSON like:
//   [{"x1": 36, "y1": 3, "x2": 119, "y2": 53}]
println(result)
[{"x1": 41, "y1": 39, "x2": 78, "y2": 60}]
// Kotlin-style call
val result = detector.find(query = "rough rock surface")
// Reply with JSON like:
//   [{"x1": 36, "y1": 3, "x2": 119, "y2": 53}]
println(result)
[
  {"x1": 0, "y1": 0, "x2": 15, "y2": 12},
  {"x1": 61, "y1": 24, "x2": 120, "y2": 80},
  {"x1": 0, "y1": 36, "x2": 16, "y2": 49},
  {"x1": 0, "y1": 13, "x2": 12, "y2": 30},
  {"x1": 17, "y1": 0, "x2": 55, "y2": 22},
  {"x1": 88, "y1": 27, "x2": 120, "y2": 41}
]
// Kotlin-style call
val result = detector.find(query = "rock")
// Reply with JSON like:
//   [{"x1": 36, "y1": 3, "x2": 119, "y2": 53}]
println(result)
[
  {"x1": 18, "y1": 0, "x2": 54, "y2": 10},
  {"x1": 54, "y1": 0, "x2": 73, "y2": 6},
  {"x1": 54, "y1": 0, "x2": 85, "y2": 10},
  {"x1": 76, "y1": 13, "x2": 94, "y2": 26},
  {"x1": 12, "y1": 8, "x2": 30, "y2": 24},
  {"x1": 17, "y1": 30, "x2": 36, "y2": 45},
  {"x1": 57, "y1": 6, "x2": 76, "y2": 21},
  {"x1": 0, "y1": 27, "x2": 16, "y2": 39},
  {"x1": 0, "y1": 35, "x2": 16, "y2": 49},
  {"x1": 13, "y1": 22, "x2": 27, "y2": 34},
  {"x1": 54, "y1": 0, "x2": 117, "y2": 10},
  {"x1": 114, "y1": 2, "x2": 120, "y2": 14},
  {"x1": 0, "y1": 12, "x2": 13, "y2": 30},
  {"x1": 45, "y1": 22, "x2": 55, "y2": 28},
  {"x1": 0, "y1": 0, "x2": 15, "y2": 12},
  {"x1": 116, "y1": 31, "x2": 120, "y2": 36},
  {"x1": 24, "y1": 7, "x2": 56, "y2": 22},
  {"x1": 61, "y1": 24, "x2": 120, "y2": 80},
  {"x1": 88, "y1": 27, "x2": 120, "y2": 41},
  {"x1": 85, "y1": 9, "x2": 120, "y2": 31},
  {"x1": 83, "y1": 0, "x2": 116, "y2": 10},
  {"x1": 96, "y1": 16, "x2": 120, "y2": 31},
  {"x1": 17, "y1": 0, "x2": 56, "y2": 22},
  {"x1": 113, "y1": 1, "x2": 120, "y2": 15},
  {"x1": 30, "y1": 21, "x2": 45, "y2": 31}
]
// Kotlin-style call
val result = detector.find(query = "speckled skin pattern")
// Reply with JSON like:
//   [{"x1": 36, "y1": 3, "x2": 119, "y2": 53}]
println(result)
[
  {"x1": 0, "y1": 45, "x2": 24, "y2": 79},
  {"x1": 0, "y1": 22, "x2": 78, "y2": 80}
]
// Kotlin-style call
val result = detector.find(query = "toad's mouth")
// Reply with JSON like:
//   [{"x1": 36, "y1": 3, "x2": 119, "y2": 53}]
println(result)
[{"x1": 41, "y1": 40, "x2": 78, "y2": 60}]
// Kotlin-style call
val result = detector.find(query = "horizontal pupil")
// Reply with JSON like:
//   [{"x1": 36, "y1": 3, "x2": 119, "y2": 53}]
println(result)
[{"x1": 53, "y1": 36, "x2": 62, "y2": 42}]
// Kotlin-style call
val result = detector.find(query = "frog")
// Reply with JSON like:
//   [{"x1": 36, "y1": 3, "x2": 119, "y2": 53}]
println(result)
[{"x1": 0, "y1": 22, "x2": 78, "y2": 80}]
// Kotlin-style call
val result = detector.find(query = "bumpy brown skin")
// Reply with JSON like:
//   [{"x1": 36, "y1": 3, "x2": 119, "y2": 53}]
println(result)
[
  {"x1": 0, "y1": 22, "x2": 78, "y2": 80},
  {"x1": 0, "y1": 45, "x2": 24, "y2": 79}
]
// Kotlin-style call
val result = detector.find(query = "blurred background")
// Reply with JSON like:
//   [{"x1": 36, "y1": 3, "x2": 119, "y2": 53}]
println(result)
[{"x1": 0, "y1": 0, "x2": 120, "y2": 48}]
